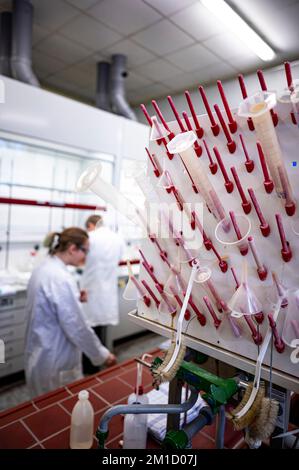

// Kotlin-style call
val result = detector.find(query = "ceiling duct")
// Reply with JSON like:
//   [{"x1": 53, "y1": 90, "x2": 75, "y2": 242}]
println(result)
[
  {"x1": 0, "y1": 12, "x2": 13, "y2": 77},
  {"x1": 95, "y1": 61, "x2": 111, "y2": 112},
  {"x1": 110, "y1": 54, "x2": 136, "y2": 121},
  {"x1": 11, "y1": 0, "x2": 39, "y2": 87}
]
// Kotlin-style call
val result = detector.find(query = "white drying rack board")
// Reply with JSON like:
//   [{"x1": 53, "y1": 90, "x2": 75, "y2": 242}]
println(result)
[{"x1": 130, "y1": 87, "x2": 299, "y2": 392}]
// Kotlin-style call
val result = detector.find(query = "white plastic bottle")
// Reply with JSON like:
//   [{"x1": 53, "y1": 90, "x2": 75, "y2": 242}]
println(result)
[
  {"x1": 123, "y1": 409, "x2": 148, "y2": 449},
  {"x1": 70, "y1": 390, "x2": 94, "y2": 449},
  {"x1": 123, "y1": 385, "x2": 149, "y2": 449}
]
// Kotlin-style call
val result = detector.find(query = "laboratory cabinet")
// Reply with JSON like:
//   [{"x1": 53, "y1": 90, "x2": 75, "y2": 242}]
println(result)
[{"x1": 0, "y1": 289, "x2": 27, "y2": 379}]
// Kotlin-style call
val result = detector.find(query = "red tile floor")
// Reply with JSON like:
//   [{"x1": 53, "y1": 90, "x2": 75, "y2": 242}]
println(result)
[{"x1": 0, "y1": 348, "x2": 244, "y2": 449}]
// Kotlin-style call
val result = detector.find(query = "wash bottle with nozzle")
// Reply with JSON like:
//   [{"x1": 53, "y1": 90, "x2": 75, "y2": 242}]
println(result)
[{"x1": 123, "y1": 354, "x2": 151, "y2": 449}]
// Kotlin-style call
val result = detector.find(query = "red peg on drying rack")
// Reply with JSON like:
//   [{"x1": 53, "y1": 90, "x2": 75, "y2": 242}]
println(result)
[
  {"x1": 139, "y1": 249, "x2": 153, "y2": 272},
  {"x1": 257, "y1": 69, "x2": 279, "y2": 126},
  {"x1": 213, "y1": 146, "x2": 234, "y2": 193},
  {"x1": 203, "y1": 139, "x2": 218, "y2": 175},
  {"x1": 230, "y1": 166, "x2": 252, "y2": 214},
  {"x1": 210, "y1": 243, "x2": 228, "y2": 273},
  {"x1": 277, "y1": 165, "x2": 296, "y2": 216},
  {"x1": 165, "y1": 171, "x2": 184, "y2": 211},
  {"x1": 230, "y1": 210, "x2": 248, "y2": 256},
  {"x1": 217, "y1": 80, "x2": 237, "y2": 134},
  {"x1": 206, "y1": 279, "x2": 224, "y2": 312},
  {"x1": 203, "y1": 296, "x2": 221, "y2": 329},
  {"x1": 275, "y1": 214, "x2": 292, "y2": 262},
  {"x1": 268, "y1": 313, "x2": 285, "y2": 353},
  {"x1": 257, "y1": 142, "x2": 274, "y2": 193},
  {"x1": 247, "y1": 188, "x2": 270, "y2": 237},
  {"x1": 198, "y1": 86, "x2": 220, "y2": 136},
  {"x1": 175, "y1": 153, "x2": 199, "y2": 194},
  {"x1": 141, "y1": 280, "x2": 160, "y2": 308},
  {"x1": 152, "y1": 100, "x2": 175, "y2": 140},
  {"x1": 214, "y1": 104, "x2": 237, "y2": 153},
  {"x1": 182, "y1": 111, "x2": 202, "y2": 157},
  {"x1": 145, "y1": 147, "x2": 161, "y2": 177},
  {"x1": 238, "y1": 74, "x2": 255, "y2": 131},
  {"x1": 151, "y1": 116, "x2": 173, "y2": 160},
  {"x1": 191, "y1": 211, "x2": 212, "y2": 250},
  {"x1": 243, "y1": 315, "x2": 263, "y2": 345},
  {"x1": 167, "y1": 95, "x2": 186, "y2": 133},
  {"x1": 169, "y1": 286, "x2": 192, "y2": 321},
  {"x1": 254, "y1": 312, "x2": 264, "y2": 324},
  {"x1": 188, "y1": 297, "x2": 206, "y2": 326},
  {"x1": 231, "y1": 267, "x2": 240, "y2": 290},
  {"x1": 140, "y1": 250, "x2": 160, "y2": 279},
  {"x1": 184, "y1": 90, "x2": 204, "y2": 138},
  {"x1": 141, "y1": 104, "x2": 162, "y2": 146},
  {"x1": 239, "y1": 134, "x2": 254, "y2": 173},
  {"x1": 285, "y1": 62, "x2": 297, "y2": 125},
  {"x1": 248, "y1": 236, "x2": 268, "y2": 281}
]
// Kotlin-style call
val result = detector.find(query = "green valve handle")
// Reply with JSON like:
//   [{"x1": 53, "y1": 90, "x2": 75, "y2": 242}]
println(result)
[
  {"x1": 163, "y1": 430, "x2": 189, "y2": 449},
  {"x1": 152, "y1": 357, "x2": 237, "y2": 409}
]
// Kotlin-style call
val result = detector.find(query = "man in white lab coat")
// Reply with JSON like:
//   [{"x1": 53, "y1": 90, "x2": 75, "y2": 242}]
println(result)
[{"x1": 81, "y1": 215, "x2": 125, "y2": 373}]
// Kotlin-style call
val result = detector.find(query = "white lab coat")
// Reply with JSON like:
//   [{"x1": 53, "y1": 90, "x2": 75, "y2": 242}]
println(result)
[
  {"x1": 81, "y1": 226, "x2": 125, "y2": 327},
  {"x1": 24, "y1": 255, "x2": 110, "y2": 398}
]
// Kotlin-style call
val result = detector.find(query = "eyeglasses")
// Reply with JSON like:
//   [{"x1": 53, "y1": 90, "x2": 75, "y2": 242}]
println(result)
[{"x1": 78, "y1": 245, "x2": 89, "y2": 255}]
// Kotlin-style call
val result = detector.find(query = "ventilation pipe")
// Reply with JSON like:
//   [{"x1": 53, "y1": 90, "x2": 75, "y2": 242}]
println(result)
[
  {"x1": 110, "y1": 54, "x2": 136, "y2": 121},
  {"x1": 95, "y1": 61, "x2": 111, "y2": 112},
  {"x1": 11, "y1": 0, "x2": 39, "y2": 87},
  {"x1": 0, "y1": 12, "x2": 13, "y2": 77}
]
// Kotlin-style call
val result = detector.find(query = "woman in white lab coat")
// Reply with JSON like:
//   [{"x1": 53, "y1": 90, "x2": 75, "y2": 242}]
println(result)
[{"x1": 24, "y1": 227, "x2": 116, "y2": 398}]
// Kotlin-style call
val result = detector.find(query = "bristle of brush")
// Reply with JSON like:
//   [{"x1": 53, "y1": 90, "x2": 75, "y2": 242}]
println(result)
[
  {"x1": 152, "y1": 342, "x2": 186, "y2": 387},
  {"x1": 248, "y1": 397, "x2": 279, "y2": 441},
  {"x1": 162, "y1": 344, "x2": 186, "y2": 382},
  {"x1": 229, "y1": 383, "x2": 265, "y2": 430}
]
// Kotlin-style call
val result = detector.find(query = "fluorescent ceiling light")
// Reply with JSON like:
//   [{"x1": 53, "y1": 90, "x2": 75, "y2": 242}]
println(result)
[{"x1": 201, "y1": 0, "x2": 275, "y2": 61}]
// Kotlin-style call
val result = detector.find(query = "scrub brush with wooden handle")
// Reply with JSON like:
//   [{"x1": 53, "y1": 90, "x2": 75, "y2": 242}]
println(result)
[
  {"x1": 152, "y1": 260, "x2": 200, "y2": 388},
  {"x1": 227, "y1": 382, "x2": 265, "y2": 430},
  {"x1": 228, "y1": 297, "x2": 283, "y2": 430},
  {"x1": 245, "y1": 396, "x2": 279, "y2": 448},
  {"x1": 245, "y1": 329, "x2": 279, "y2": 448}
]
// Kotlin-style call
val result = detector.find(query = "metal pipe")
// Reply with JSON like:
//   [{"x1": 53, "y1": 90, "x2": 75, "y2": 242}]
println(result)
[
  {"x1": 11, "y1": 0, "x2": 39, "y2": 86},
  {"x1": 95, "y1": 61, "x2": 111, "y2": 112},
  {"x1": 97, "y1": 387, "x2": 199, "y2": 435},
  {"x1": 0, "y1": 12, "x2": 13, "y2": 77},
  {"x1": 110, "y1": 54, "x2": 136, "y2": 120},
  {"x1": 215, "y1": 404, "x2": 226, "y2": 449},
  {"x1": 181, "y1": 407, "x2": 213, "y2": 445}
]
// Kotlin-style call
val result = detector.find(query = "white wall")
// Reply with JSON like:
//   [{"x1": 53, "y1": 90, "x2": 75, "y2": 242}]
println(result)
[
  {"x1": 0, "y1": 76, "x2": 149, "y2": 270},
  {"x1": 135, "y1": 60, "x2": 299, "y2": 124}
]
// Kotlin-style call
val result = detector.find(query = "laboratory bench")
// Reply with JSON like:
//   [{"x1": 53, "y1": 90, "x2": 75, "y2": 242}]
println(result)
[{"x1": 0, "y1": 348, "x2": 245, "y2": 450}]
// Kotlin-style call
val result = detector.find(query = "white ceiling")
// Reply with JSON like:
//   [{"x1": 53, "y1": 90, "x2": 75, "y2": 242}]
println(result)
[{"x1": 1, "y1": 0, "x2": 299, "y2": 107}]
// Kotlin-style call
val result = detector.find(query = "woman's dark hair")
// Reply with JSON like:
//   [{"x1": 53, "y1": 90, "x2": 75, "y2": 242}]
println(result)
[{"x1": 44, "y1": 227, "x2": 88, "y2": 255}]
